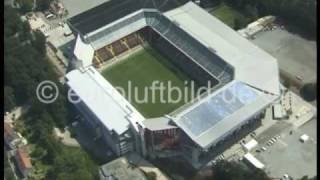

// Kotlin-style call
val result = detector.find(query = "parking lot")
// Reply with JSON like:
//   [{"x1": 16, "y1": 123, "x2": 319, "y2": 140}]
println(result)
[
  {"x1": 254, "y1": 118, "x2": 317, "y2": 179},
  {"x1": 251, "y1": 27, "x2": 317, "y2": 84},
  {"x1": 208, "y1": 88, "x2": 317, "y2": 179}
]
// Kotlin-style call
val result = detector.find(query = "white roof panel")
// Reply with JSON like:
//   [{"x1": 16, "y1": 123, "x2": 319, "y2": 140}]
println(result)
[
  {"x1": 243, "y1": 139, "x2": 258, "y2": 151},
  {"x1": 174, "y1": 80, "x2": 276, "y2": 149},
  {"x1": 74, "y1": 35, "x2": 95, "y2": 67},
  {"x1": 66, "y1": 66, "x2": 145, "y2": 134},
  {"x1": 244, "y1": 153, "x2": 265, "y2": 169},
  {"x1": 165, "y1": 2, "x2": 280, "y2": 95}
]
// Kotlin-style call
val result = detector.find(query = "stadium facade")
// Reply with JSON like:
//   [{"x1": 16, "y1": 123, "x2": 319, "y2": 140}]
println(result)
[{"x1": 65, "y1": 0, "x2": 281, "y2": 168}]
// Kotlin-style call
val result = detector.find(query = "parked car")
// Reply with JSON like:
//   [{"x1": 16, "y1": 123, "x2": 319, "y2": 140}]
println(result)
[{"x1": 256, "y1": 149, "x2": 261, "y2": 153}]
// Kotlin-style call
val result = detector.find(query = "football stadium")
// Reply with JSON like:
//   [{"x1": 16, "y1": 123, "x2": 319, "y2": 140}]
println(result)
[{"x1": 65, "y1": 0, "x2": 281, "y2": 168}]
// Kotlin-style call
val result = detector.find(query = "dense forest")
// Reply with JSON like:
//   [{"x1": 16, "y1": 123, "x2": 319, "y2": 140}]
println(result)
[
  {"x1": 4, "y1": 6, "x2": 99, "y2": 179},
  {"x1": 207, "y1": 0, "x2": 316, "y2": 39}
]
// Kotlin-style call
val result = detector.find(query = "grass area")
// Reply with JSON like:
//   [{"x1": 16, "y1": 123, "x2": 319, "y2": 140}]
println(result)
[
  {"x1": 209, "y1": 3, "x2": 246, "y2": 28},
  {"x1": 102, "y1": 47, "x2": 198, "y2": 118}
]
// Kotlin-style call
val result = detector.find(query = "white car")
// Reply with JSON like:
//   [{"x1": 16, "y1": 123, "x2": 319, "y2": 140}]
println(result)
[
  {"x1": 261, "y1": 147, "x2": 267, "y2": 151},
  {"x1": 283, "y1": 174, "x2": 289, "y2": 179}
]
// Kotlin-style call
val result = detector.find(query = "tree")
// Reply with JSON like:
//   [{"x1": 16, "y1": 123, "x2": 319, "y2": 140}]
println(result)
[
  {"x1": 16, "y1": 0, "x2": 34, "y2": 13},
  {"x1": 4, "y1": 4, "x2": 99, "y2": 180},
  {"x1": 233, "y1": 17, "x2": 247, "y2": 30},
  {"x1": 4, "y1": 86, "x2": 16, "y2": 112},
  {"x1": 145, "y1": 171, "x2": 157, "y2": 180},
  {"x1": 195, "y1": 160, "x2": 270, "y2": 180},
  {"x1": 36, "y1": 0, "x2": 52, "y2": 11},
  {"x1": 299, "y1": 175, "x2": 317, "y2": 180},
  {"x1": 32, "y1": 30, "x2": 47, "y2": 55},
  {"x1": 300, "y1": 83, "x2": 317, "y2": 102}
]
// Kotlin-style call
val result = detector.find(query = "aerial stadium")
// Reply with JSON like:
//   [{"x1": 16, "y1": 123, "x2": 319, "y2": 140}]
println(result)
[{"x1": 65, "y1": 0, "x2": 281, "y2": 168}]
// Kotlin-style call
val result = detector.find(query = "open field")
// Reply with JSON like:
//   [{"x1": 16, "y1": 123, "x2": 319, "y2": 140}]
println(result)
[
  {"x1": 102, "y1": 47, "x2": 199, "y2": 118},
  {"x1": 209, "y1": 3, "x2": 245, "y2": 28}
]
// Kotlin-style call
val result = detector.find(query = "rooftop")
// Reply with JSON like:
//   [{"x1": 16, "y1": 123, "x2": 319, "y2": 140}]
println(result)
[
  {"x1": 68, "y1": 0, "x2": 189, "y2": 34},
  {"x1": 4, "y1": 122, "x2": 18, "y2": 141},
  {"x1": 99, "y1": 156, "x2": 147, "y2": 180},
  {"x1": 16, "y1": 147, "x2": 32, "y2": 170},
  {"x1": 65, "y1": 66, "x2": 145, "y2": 135}
]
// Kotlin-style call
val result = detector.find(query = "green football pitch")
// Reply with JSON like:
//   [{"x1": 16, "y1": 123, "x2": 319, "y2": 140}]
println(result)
[{"x1": 102, "y1": 47, "x2": 199, "y2": 118}]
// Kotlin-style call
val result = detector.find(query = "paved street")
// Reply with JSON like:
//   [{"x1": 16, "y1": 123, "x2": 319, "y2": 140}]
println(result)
[
  {"x1": 255, "y1": 118, "x2": 317, "y2": 179},
  {"x1": 210, "y1": 89, "x2": 317, "y2": 178},
  {"x1": 251, "y1": 28, "x2": 317, "y2": 84}
]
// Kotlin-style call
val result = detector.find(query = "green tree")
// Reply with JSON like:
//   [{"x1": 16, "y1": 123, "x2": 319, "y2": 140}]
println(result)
[
  {"x1": 233, "y1": 17, "x2": 247, "y2": 30},
  {"x1": 32, "y1": 30, "x2": 47, "y2": 55},
  {"x1": 195, "y1": 160, "x2": 270, "y2": 180},
  {"x1": 17, "y1": 0, "x2": 34, "y2": 13},
  {"x1": 36, "y1": 0, "x2": 52, "y2": 11},
  {"x1": 4, "y1": 86, "x2": 16, "y2": 112},
  {"x1": 300, "y1": 82, "x2": 317, "y2": 102},
  {"x1": 145, "y1": 171, "x2": 157, "y2": 180},
  {"x1": 299, "y1": 175, "x2": 317, "y2": 180}
]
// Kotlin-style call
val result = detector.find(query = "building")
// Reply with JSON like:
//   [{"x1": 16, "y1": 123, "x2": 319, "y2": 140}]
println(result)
[
  {"x1": 65, "y1": 0, "x2": 280, "y2": 168},
  {"x1": 99, "y1": 153, "x2": 169, "y2": 180},
  {"x1": 14, "y1": 147, "x2": 33, "y2": 178},
  {"x1": 4, "y1": 122, "x2": 20, "y2": 149},
  {"x1": 99, "y1": 156, "x2": 148, "y2": 180},
  {"x1": 243, "y1": 153, "x2": 265, "y2": 169}
]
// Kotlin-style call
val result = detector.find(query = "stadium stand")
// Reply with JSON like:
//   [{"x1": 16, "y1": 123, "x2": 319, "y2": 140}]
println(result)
[
  {"x1": 95, "y1": 47, "x2": 114, "y2": 62},
  {"x1": 126, "y1": 33, "x2": 143, "y2": 48},
  {"x1": 111, "y1": 41, "x2": 129, "y2": 56}
]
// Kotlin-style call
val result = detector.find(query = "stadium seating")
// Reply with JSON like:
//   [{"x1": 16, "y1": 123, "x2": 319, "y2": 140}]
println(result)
[
  {"x1": 88, "y1": 10, "x2": 233, "y2": 86},
  {"x1": 125, "y1": 33, "x2": 142, "y2": 48},
  {"x1": 111, "y1": 41, "x2": 129, "y2": 56},
  {"x1": 96, "y1": 47, "x2": 114, "y2": 62}
]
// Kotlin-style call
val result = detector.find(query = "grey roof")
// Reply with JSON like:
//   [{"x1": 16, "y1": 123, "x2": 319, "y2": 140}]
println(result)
[
  {"x1": 99, "y1": 157, "x2": 147, "y2": 180},
  {"x1": 143, "y1": 117, "x2": 178, "y2": 131},
  {"x1": 65, "y1": 66, "x2": 145, "y2": 135},
  {"x1": 68, "y1": 0, "x2": 190, "y2": 34},
  {"x1": 173, "y1": 80, "x2": 275, "y2": 148},
  {"x1": 165, "y1": 3, "x2": 280, "y2": 95}
]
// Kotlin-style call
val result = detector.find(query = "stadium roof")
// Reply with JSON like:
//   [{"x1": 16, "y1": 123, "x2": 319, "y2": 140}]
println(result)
[
  {"x1": 173, "y1": 80, "x2": 276, "y2": 149},
  {"x1": 68, "y1": 0, "x2": 189, "y2": 34},
  {"x1": 73, "y1": 35, "x2": 95, "y2": 67},
  {"x1": 66, "y1": 2, "x2": 280, "y2": 150},
  {"x1": 164, "y1": 2, "x2": 280, "y2": 95},
  {"x1": 65, "y1": 66, "x2": 145, "y2": 135},
  {"x1": 143, "y1": 117, "x2": 178, "y2": 131},
  {"x1": 164, "y1": 2, "x2": 280, "y2": 149}
]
